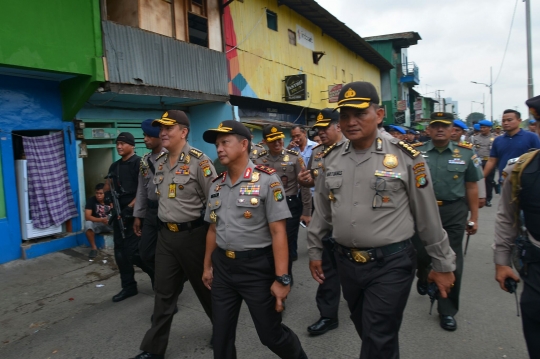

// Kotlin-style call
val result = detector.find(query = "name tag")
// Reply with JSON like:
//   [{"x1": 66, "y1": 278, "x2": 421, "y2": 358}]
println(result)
[
  {"x1": 326, "y1": 171, "x2": 343, "y2": 177},
  {"x1": 448, "y1": 159, "x2": 465, "y2": 165},
  {"x1": 211, "y1": 193, "x2": 220, "y2": 198}
]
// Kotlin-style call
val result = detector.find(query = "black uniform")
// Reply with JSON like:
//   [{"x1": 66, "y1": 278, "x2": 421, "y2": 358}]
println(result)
[{"x1": 108, "y1": 154, "x2": 153, "y2": 292}]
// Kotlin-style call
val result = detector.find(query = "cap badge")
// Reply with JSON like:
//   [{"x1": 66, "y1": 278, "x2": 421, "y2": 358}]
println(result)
[
  {"x1": 317, "y1": 113, "x2": 324, "y2": 121},
  {"x1": 163, "y1": 112, "x2": 169, "y2": 118},
  {"x1": 344, "y1": 88, "x2": 356, "y2": 98},
  {"x1": 437, "y1": 113, "x2": 443, "y2": 117},
  {"x1": 271, "y1": 127, "x2": 278, "y2": 133}
]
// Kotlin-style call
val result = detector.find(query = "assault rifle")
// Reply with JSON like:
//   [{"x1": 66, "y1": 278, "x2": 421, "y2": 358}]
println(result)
[{"x1": 105, "y1": 173, "x2": 125, "y2": 239}]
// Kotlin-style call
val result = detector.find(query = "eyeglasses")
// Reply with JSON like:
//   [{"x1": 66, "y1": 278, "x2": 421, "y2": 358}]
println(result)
[{"x1": 372, "y1": 177, "x2": 386, "y2": 209}]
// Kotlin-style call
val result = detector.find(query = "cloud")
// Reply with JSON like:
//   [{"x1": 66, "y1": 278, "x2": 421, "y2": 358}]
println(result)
[{"x1": 316, "y1": 0, "x2": 539, "y2": 120}]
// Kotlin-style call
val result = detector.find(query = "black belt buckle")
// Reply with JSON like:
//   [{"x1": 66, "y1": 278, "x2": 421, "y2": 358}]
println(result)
[{"x1": 349, "y1": 249, "x2": 372, "y2": 263}]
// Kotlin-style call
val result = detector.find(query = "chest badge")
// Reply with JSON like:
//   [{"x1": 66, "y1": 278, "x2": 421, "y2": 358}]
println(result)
[
  {"x1": 178, "y1": 185, "x2": 184, "y2": 190},
  {"x1": 250, "y1": 198, "x2": 259, "y2": 205},
  {"x1": 244, "y1": 210, "x2": 252, "y2": 219},
  {"x1": 251, "y1": 172, "x2": 260, "y2": 183},
  {"x1": 383, "y1": 154, "x2": 399, "y2": 169},
  {"x1": 210, "y1": 210, "x2": 217, "y2": 223},
  {"x1": 453, "y1": 174, "x2": 459, "y2": 180},
  {"x1": 283, "y1": 154, "x2": 290, "y2": 162}
]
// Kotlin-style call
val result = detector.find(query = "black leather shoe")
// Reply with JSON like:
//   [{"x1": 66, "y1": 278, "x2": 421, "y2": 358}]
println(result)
[
  {"x1": 416, "y1": 278, "x2": 428, "y2": 296},
  {"x1": 486, "y1": 201, "x2": 492, "y2": 207},
  {"x1": 439, "y1": 315, "x2": 457, "y2": 331},
  {"x1": 130, "y1": 352, "x2": 164, "y2": 359},
  {"x1": 151, "y1": 305, "x2": 179, "y2": 322},
  {"x1": 112, "y1": 289, "x2": 138, "y2": 302},
  {"x1": 307, "y1": 317, "x2": 338, "y2": 335}
]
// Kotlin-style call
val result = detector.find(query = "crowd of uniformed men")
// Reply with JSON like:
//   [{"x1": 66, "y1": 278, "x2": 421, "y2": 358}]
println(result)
[{"x1": 97, "y1": 80, "x2": 540, "y2": 359}]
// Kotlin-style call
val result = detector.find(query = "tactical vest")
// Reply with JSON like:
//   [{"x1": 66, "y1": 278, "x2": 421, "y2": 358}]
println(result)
[{"x1": 512, "y1": 150, "x2": 540, "y2": 241}]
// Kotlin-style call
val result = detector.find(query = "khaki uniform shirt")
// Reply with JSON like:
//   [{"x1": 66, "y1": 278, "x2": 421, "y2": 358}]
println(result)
[
  {"x1": 471, "y1": 134, "x2": 495, "y2": 159},
  {"x1": 133, "y1": 150, "x2": 168, "y2": 218},
  {"x1": 153, "y1": 143, "x2": 215, "y2": 223},
  {"x1": 204, "y1": 162, "x2": 291, "y2": 251},
  {"x1": 253, "y1": 149, "x2": 312, "y2": 216},
  {"x1": 415, "y1": 141, "x2": 483, "y2": 200},
  {"x1": 249, "y1": 143, "x2": 266, "y2": 161},
  {"x1": 307, "y1": 131, "x2": 456, "y2": 273}
]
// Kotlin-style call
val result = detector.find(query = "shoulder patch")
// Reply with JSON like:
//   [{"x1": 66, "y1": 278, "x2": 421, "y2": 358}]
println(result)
[
  {"x1": 257, "y1": 150, "x2": 268, "y2": 158},
  {"x1": 322, "y1": 141, "x2": 345, "y2": 158},
  {"x1": 394, "y1": 141, "x2": 421, "y2": 158},
  {"x1": 411, "y1": 142, "x2": 424, "y2": 148},
  {"x1": 212, "y1": 172, "x2": 226, "y2": 182},
  {"x1": 255, "y1": 165, "x2": 276, "y2": 175},
  {"x1": 285, "y1": 149, "x2": 299, "y2": 156},
  {"x1": 457, "y1": 142, "x2": 473, "y2": 150},
  {"x1": 189, "y1": 148, "x2": 203, "y2": 159}
]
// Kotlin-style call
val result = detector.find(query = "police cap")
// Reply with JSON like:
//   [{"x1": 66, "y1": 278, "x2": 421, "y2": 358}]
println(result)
[
  {"x1": 261, "y1": 124, "x2": 286, "y2": 142},
  {"x1": 141, "y1": 119, "x2": 161, "y2": 138},
  {"x1": 429, "y1": 112, "x2": 454, "y2": 125},
  {"x1": 473, "y1": 124, "x2": 481, "y2": 131},
  {"x1": 203, "y1": 120, "x2": 251, "y2": 144},
  {"x1": 453, "y1": 119, "x2": 468, "y2": 131},
  {"x1": 152, "y1": 110, "x2": 190, "y2": 127},
  {"x1": 388, "y1": 125, "x2": 406, "y2": 134},
  {"x1": 313, "y1": 108, "x2": 339, "y2": 128},
  {"x1": 334, "y1": 81, "x2": 380, "y2": 111},
  {"x1": 479, "y1": 120, "x2": 493, "y2": 127}
]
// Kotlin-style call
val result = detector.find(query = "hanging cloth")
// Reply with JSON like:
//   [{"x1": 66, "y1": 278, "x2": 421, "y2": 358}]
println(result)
[{"x1": 22, "y1": 131, "x2": 78, "y2": 229}]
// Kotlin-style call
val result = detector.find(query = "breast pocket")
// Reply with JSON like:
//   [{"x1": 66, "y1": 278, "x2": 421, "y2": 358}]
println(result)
[
  {"x1": 369, "y1": 177, "x2": 403, "y2": 209},
  {"x1": 325, "y1": 176, "x2": 343, "y2": 207},
  {"x1": 208, "y1": 198, "x2": 222, "y2": 211},
  {"x1": 173, "y1": 176, "x2": 190, "y2": 186},
  {"x1": 447, "y1": 164, "x2": 467, "y2": 173},
  {"x1": 236, "y1": 197, "x2": 262, "y2": 221},
  {"x1": 153, "y1": 174, "x2": 164, "y2": 185}
]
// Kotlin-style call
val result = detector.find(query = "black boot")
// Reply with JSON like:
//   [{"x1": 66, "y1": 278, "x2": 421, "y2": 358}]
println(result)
[{"x1": 112, "y1": 288, "x2": 138, "y2": 302}]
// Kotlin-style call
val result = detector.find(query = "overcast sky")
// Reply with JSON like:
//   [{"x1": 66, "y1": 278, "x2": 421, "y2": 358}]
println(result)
[{"x1": 316, "y1": 0, "x2": 539, "y2": 122}]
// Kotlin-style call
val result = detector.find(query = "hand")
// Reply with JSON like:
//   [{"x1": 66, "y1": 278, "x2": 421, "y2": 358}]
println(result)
[
  {"x1": 287, "y1": 140, "x2": 299, "y2": 149},
  {"x1": 270, "y1": 281, "x2": 290, "y2": 313},
  {"x1": 495, "y1": 264, "x2": 520, "y2": 292},
  {"x1": 309, "y1": 260, "x2": 325, "y2": 284},
  {"x1": 101, "y1": 217, "x2": 109, "y2": 225},
  {"x1": 300, "y1": 215, "x2": 311, "y2": 227},
  {"x1": 298, "y1": 170, "x2": 313, "y2": 187},
  {"x1": 133, "y1": 218, "x2": 142, "y2": 237},
  {"x1": 466, "y1": 220, "x2": 478, "y2": 235},
  {"x1": 202, "y1": 267, "x2": 213, "y2": 290},
  {"x1": 479, "y1": 199, "x2": 486, "y2": 208},
  {"x1": 427, "y1": 270, "x2": 455, "y2": 299}
]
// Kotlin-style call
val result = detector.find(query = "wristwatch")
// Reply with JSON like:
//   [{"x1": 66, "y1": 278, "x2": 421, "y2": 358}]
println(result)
[
  {"x1": 275, "y1": 274, "x2": 292, "y2": 286},
  {"x1": 468, "y1": 221, "x2": 475, "y2": 228}
]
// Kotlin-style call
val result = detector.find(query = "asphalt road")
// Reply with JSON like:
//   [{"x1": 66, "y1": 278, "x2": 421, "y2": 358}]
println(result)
[{"x1": 0, "y1": 196, "x2": 529, "y2": 359}]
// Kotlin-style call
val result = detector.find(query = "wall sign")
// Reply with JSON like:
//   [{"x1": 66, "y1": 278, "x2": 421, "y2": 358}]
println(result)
[
  {"x1": 328, "y1": 84, "x2": 342, "y2": 103},
  {"x1": 296, "y1": 25, "x2": 314, "y2": 50},
  {"x1": 284, "y1": 74, "x2": 307, "y2": 101}
]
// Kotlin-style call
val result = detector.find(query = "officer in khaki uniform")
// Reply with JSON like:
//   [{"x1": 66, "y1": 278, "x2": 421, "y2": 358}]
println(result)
[
  {"x1": 201, "y1": 120, "x2": 308, "y2": 359},
  {"x1": 253, "y1": 125, "x2": 312, "y2": 266},
  {"x1": 133, "y1": 110, "x2": 214, "y2": 359},
  {"x1": 413, "y1": 112, "x2": 482, "y2": 332},
  {"x1": 471, "y1": 119, "x2": 496, "y2": 206},
  {"x1": 249, "y1": 142, "x2": 266, "y2": 161},
  {"x1": 494, "y1": 94, "x2": 540, "y2": 358},
  {"x1": 307, "y1": 82, "x2": 456, "y2": 359},
  {"x1": 298, "y1": 108, "x2": 345, "y2": 335}
]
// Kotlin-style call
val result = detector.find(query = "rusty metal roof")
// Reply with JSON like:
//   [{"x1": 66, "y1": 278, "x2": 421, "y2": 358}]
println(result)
[
  {"x1": 364, "y1": 32, "x2": 422, "y2": 48},
  {"x1": 277, "y1": 0, "x2": 393, "y2": 71}
]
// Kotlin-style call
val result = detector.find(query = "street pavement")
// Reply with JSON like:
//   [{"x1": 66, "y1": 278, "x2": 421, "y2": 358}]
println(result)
[{"x1": 0, "y1": 196, "x2": 530, "y2": 359}]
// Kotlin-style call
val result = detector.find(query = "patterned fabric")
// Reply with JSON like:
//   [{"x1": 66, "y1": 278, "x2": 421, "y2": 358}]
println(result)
[{"x1": 22, "y1": 131, "x2": 78, "y2": 228}]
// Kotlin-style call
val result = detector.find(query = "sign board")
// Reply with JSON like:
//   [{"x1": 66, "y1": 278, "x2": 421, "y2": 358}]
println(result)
[
  {"x1": 284, "y1": 74, "x2": 307, "y2": 101},
  {"x1": 328, "y1": 84, "x2": 342, "y2": 103},
  {"x1": 397, "y1": 100, "x2": 408, "y2": 111},
  {"x1": 296, "y1": 25, "x2": 315, "y2": 50},
  {"x1": 414, "y1": 99, "x2": 422, "y2": 111}
]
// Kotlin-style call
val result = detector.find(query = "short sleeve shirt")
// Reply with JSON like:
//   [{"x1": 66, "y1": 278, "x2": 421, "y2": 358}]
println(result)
[
  {"x1": 85, "y1": 196, "x2": 111, "y2": 218},
  {"x1": 490, "y1": 129, "x2": 540, "y2": 173}
]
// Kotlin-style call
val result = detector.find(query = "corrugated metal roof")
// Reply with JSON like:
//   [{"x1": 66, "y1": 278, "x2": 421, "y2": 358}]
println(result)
[
  {"x1": 364, "y1": 32, "x2": 422, "y2": 48},
  {"x1": 277, "y1": 0, "x2": 393, "y2": 71},
  {"x1": 103, "y1": 21, "x2": 229, "y2": 97}
]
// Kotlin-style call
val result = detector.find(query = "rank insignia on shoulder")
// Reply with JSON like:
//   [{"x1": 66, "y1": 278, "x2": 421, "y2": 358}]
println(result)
[
  {"x1": 189, "y1": 148, "x2": 203, "y2": 159},
  {"x1": 258, "y1": 150, "x2": 268, "y2": 158},
  {"x1": 285, "y1": 149, "x2": 299, "y2": 156},
  {"x1": 457, "y1": 142, "x2": 473, "y2": 150},
  {"x1": 394, "y1": 141, "x2": 420, "y2": 158},
  {"x1": 411, "y1": 142, "x2": 424, "y2": 148},
  {"x1": 322, "y1": 141, "x2": 344, "y2": 158},
  {"x1": 156, "y1": 151, "x2": 167, "y2": 161},
  {"x1": 255, "y1": 164, "x2": 276, "y2": 175},
  {"x1": 312, "y1": 143, "x2": 323, "y2": 150},
  {"x1": 212, "y1": 172, "x2": 226, "y2": 182}
]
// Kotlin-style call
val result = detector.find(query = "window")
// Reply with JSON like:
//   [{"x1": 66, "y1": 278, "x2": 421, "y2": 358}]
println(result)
[
  {"x1": 190, "y1": 0, "x2": 206, "y2": 16},
  {"x1": 266, "y1": 10, "x2": 278, "y2": 31},
  {"x1": 288, "y1": 29, "x2": 296, "y2": 45},
  {"x1": 188, "y1": 13, "x2": 208, "y2": 47}
]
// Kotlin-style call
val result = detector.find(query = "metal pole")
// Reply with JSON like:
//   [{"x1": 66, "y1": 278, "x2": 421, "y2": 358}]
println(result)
[
  {"x1": 525, "y1": 0, "x2": 534, "y2": 106},
  {"x1": 490, "y1": 66, "x2": 494, "y2": 121},
  {"x1": 483, "y1": 93, "x2": 485, "y2": 118}
]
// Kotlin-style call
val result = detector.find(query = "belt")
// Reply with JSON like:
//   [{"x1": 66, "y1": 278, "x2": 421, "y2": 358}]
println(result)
[
  {"x1": 436, "y1": 198, "x2": 464, "y2": 206},
  {"x1": 482, "y1": 156, "x2": 489, "y2": 161},
  {"x1": 336, "y1": 240, "x2": 410, "y2": 264},
  {"x1": 286, "y1": 195, "x2": 299, "y2": 200},
  {"x1": 217, "y1": 245, "x2": 272, "y2": 259},
  {"x1": 160, "y1": 217, "x2": 205, "y2": 232},
  {"x1": 147, "y1": 199, "x2": 158, "y2": 209}
]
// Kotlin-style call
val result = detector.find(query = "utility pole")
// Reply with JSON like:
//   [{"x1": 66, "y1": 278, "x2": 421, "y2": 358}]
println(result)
[
  {"x1": 490, "y1": 66, "x2": 493, "y2": 122},
  {"x1": 525, "y1": 0, "x2": 534, "y2": 113}
]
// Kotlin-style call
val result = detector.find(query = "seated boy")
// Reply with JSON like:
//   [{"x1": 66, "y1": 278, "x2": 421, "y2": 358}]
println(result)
[{"x1": 85, "y1": 183, "x2": 113, "y2": 259}]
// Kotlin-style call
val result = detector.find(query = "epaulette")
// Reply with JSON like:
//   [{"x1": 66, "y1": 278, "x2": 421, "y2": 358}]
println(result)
[
  {"x1": 212, "y1": 172, "x2": 226, "y2": 182},
  {"x1": 156, "y1": 151, "x2": 167, "y2": 161},
  {"x1": 285, "y1": 149, "x2": 299, "y2": 156},
  {"x1": 312, "y1": 143, "x2": 323, "y2": 150},
  {"x1": 255, "y1": 165, "x2": 276, "y2": 175},
  {"x1": 394, "y1": 140, "x2": 421, "y2": 158},
  {"x1": 411, "y1": 142, "x2": 424, "y2": 148},
  {"x1": 457, "y1": 142, "x2": 473, "y2": 150},
  {"x1": 254, "y1": 143, "x2": 265, "y2": 149},
  {"x1": 322, "y1": 141, "x2": 345, "y2": 158},
  {"x1": 189, "y1": 148, "x2": 203, "y2": 159},
  {"x1": 257, "y1": 150, "x2": 268, "y2": 158}
]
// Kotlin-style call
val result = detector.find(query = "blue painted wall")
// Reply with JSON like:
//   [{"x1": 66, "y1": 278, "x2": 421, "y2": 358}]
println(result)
[
  {"x1": 0, "y1": 74, "x2": 82, "y2": 264},
  {"x1": 189, "y1": 102, "x2": 234, "y2": 157}
]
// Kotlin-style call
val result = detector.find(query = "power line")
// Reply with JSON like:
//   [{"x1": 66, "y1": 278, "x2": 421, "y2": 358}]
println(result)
[{"x1": 493, "y1": 0, "x2": 519, "y2": 85}]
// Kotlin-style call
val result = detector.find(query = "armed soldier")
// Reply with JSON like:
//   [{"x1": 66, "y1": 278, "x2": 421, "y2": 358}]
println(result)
[
  {"x1": 494, "y1": 95, "x2": 540, "y2": 359},
  {"x1": 307, "y1": 82, "x2": 456, "y2": 359},
  {"x1": 298, "y1": 109, "x2": 344, "y2": 336}
]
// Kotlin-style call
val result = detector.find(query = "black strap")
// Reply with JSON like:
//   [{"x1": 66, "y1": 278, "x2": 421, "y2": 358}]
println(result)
[{"x1": 148, "y1": 158, "x2": 156, "y2": 175}]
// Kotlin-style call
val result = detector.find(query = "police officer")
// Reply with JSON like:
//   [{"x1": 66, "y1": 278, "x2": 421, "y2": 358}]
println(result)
[
  {"x1": 105, "y1": 132, "x2": 154, "y2": 303},
  {"x1": 494, "y1": 125, "x2": 503, "y2": 137},
  {"x1": 297, "y1": 109, "x2": 344, "y2": 335},
  {"x1": 450, "y1": 120, "x2": 470, "y2": 144},
  {"x1": 253, "y1": 125, "x2": 311, "y2": 266},
  {"x1": 201, "y1": 120, "x2": 308, "y2": 359},
  {"x1": 388, "y1": 125, "x2": 406, "y2": 140},
  {"x1": 494, "y1": 95, "x2": 540, "y2": 359},
  {"x1": 249, "y1": 135, "x2": 266, "y2": 161},
  {"x1": 413, "y1": 112, "x2": 482, "y2": 331},
  {"x1": 471, "y1": 119, "x2": 495, "y2": 206},
  {"x1": 307, "y1": 82, "x2": 456, "y2": 359},
  {"x1": 405, "y1": 128, "x2": 419, "y2": 144},
  {"x1": 133, "y1": 119, "x2": 167, "y2": 288},
  {"x1": 132, "y1": 110, "x2": 214, "y2": 359}
]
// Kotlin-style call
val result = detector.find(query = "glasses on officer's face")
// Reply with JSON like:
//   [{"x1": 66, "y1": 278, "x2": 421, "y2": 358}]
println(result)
[{"x1": 372, "y1": 177, "x2": 386, "y2": 209}]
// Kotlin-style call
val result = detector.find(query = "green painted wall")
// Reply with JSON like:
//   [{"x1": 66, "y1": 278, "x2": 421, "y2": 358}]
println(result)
[
  {"x1": 368, "y1": 41, "x2": 398, "y2": 123},
  {"x1": 0, "y1": 0, "x2": 105, "y2": 120}
]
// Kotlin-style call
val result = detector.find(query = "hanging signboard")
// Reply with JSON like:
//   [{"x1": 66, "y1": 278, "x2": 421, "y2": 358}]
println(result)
[
  {"x1": 397, "y1": 100, "x2": 408, "y2": 111},
  {"x1": 328, "y1": 84, "x2": 342, "y2": 103},
  {"x1": 296, "y1": 25, "x2": 315, "y2": 50},
  {"x1": 284, "y1": 74, "x2": 307, "y2": 101}
]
